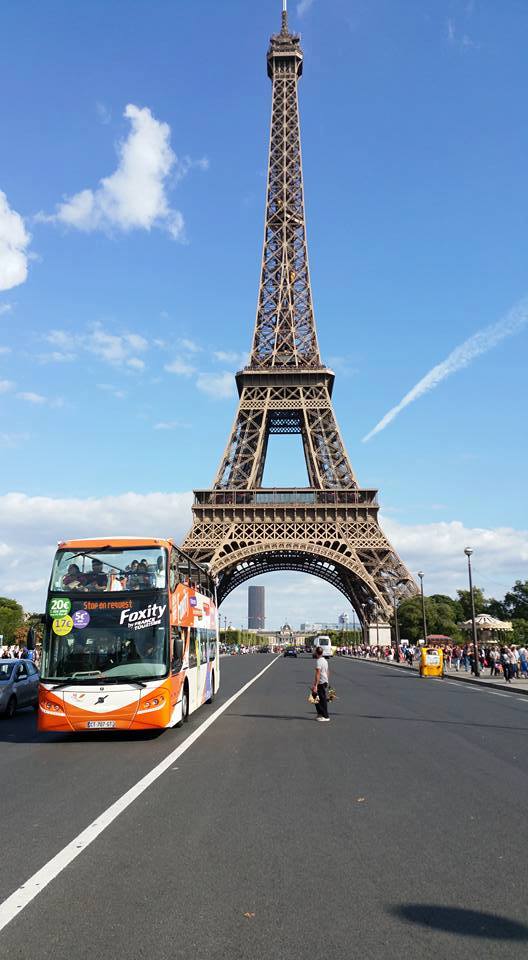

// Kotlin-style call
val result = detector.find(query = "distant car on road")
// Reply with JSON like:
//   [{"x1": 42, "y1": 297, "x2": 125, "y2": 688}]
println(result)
[
  {"x1": 0, "y1": 659, "x2": 39, "y2": 718},
  {"x1": 283, "y1": 648, "x2": 298, "y2": 658}
]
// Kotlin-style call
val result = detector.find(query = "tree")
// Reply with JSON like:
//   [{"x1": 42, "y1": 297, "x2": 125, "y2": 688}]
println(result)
[
  {"x1": 397, "y1": 595, "x2": 463, "y2": 643},
  {"x1": 511, "y1": 619, "x2": 528, "y2": 645},
  {"x1": 503, "y1": 581, "x2": 528, "y2": 621},
  {"x1": 456, "y1": 588, "x2": 488, "y2": 621},
  {"x1": 0, "y1": 597, "x2": 24, "y2": 644}
]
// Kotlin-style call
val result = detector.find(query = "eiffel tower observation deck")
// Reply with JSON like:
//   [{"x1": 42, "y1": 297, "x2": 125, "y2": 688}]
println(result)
[{"x1": 183, "y1": 2, "x2": 417, "y2": 627}]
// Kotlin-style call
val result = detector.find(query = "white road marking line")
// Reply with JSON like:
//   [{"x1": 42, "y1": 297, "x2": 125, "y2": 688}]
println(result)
[
  {"x1": 0, "y1": 656, "x2": 280, "y2": 933},
  {"x1": 488, "y1": 692, "x2": 510, "y2": 698}
]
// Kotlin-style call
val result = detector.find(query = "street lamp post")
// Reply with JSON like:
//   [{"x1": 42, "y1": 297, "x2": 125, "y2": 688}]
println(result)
[
  {"x1": 393, "y1": 594, "x2": 402, "y2": 663},
  {"x1": 464, "y1": 547, "x2": 480, "y2": 677},
  {"x1": 392, "y1": 578, "x2": 407, "y2": 663},
  {"x1": 417, "y1": 571, "x2": 428, "y2": 648}
]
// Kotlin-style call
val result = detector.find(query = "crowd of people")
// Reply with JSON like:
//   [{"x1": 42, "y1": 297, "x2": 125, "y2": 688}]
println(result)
[
  {"x1": 344, "y1": 641, "x2": 528, "y2": 682},
  {"x1": 1, "y1": 643, "x2": 39, "y2": 665}
]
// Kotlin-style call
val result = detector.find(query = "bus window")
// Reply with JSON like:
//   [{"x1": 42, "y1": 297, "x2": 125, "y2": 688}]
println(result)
[
  {"x1": 199, "y1": 630, "x2": 208, "y2": 665},
  {"x1": 188, "y1": 628, "x2": 198, "y2": 669},
  {"x1": 169, "y1": 551, "x2": 178, "y2": 592},
  {"x1": 171, "y1": 628, "x2": 183, "y2": 674}
]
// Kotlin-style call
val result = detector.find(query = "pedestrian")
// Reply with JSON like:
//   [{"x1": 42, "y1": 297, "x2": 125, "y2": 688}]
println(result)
[
  {"x1": 311, "y1": 646, "x2": 330, "y2": 723},
  {"x1": 519, "y1": 644, "x2": 528, "y2": 677},
  {"x1": 452, "y1": 644, "x2": 461, "y2": 671},
  {"x1": 500, "y1": 646, "x2": 512, "y2": 683}
]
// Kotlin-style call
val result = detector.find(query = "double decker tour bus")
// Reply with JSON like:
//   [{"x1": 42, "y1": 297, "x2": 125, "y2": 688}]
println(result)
[{"x1": 38, "y1": 538, "x2": 219, "y2": 733}]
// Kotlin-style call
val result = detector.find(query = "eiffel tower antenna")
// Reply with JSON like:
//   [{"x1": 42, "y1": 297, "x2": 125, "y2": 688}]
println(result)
[
  {"x1": 282, "y1": 0, "x2": 288, "y2": 33},
  {"x1": 183, "y1": 7, "x2": 417, "y2": 629}
]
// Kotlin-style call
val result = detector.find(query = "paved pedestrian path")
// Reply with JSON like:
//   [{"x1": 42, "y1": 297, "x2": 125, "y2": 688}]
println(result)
[{"x1": 351, "y1": 655, "x2": 528, "y2": 695}]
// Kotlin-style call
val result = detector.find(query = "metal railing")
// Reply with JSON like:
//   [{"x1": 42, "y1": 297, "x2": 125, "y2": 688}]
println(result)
[{"x1": 193, "y1": 489, "x2": 378, "y2": 507}]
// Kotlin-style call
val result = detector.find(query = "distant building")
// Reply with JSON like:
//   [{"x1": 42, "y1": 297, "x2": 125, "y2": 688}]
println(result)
[
  {"x1": 248, "y1": 586, "x2": 265, "y2": 630},
  {"x1": 300, "y1": 621, "x2": 339, "y2": 633}
]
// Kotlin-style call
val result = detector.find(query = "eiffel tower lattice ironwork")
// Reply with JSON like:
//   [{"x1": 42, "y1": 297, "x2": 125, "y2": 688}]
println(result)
[{"x1": 183, "y1": 2, "x2": 417, "y2": 626}]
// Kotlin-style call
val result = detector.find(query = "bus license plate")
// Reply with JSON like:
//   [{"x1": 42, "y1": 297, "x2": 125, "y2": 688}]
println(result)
[{"x1": 87, "y1": 720, "x2": 116, "y2": 729}]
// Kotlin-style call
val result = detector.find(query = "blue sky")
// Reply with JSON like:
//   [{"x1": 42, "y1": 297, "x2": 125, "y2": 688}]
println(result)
[{"x1": 1, "y1": 0, "x2": 527, "y2": 625}]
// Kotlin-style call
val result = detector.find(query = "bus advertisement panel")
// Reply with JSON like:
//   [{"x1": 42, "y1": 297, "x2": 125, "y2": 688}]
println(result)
[{"x1": 38, "y1": 539, "x2": 219, "y2": 733}]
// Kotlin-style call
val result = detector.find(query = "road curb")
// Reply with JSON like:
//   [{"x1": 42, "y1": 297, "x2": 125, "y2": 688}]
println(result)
[{"x1": 350, "y1": 656, "x2": 528, "y2": 697}]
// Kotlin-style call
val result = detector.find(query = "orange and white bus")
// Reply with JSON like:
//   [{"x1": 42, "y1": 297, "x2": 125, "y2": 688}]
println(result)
[{"x1": 38, "y1": 538, "x2": 219, "y2": 733}]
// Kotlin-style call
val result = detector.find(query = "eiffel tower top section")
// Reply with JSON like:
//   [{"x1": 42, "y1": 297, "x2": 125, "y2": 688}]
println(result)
[{"x1": 247, "y1": 1, "x2": 322, "y2": 373}]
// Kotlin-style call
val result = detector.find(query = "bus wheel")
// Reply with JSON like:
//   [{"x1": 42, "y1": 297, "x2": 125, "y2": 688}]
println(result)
[
  {"x1": 176, "y1": 684, "x2": 189, "y2": 727},
  {"x1": 5, "y1": 696, "x2": 16, "y2": 719},
  {"x1": 207, "y1": 672, "x2": 215, "y2": 705}
]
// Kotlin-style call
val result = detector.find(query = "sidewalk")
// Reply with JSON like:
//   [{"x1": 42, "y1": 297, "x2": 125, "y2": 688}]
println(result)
[{"x1": 351, "y1": 655, "x2": 528, "y2": 696}]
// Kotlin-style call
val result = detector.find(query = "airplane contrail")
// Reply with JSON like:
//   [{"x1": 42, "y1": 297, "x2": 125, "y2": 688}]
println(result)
[{"x1": 362, "y1": 297, "x2": 528, "y2": 443}]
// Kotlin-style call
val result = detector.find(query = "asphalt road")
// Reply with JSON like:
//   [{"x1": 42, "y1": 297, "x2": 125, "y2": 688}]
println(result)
[{"x1": 1, "y1": 654, "x2": 528, "y2": 959}]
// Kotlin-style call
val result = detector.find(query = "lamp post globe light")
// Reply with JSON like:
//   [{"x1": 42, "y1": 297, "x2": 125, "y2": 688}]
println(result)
[
  {"x1": 418, "y1": 571, "x2": 428, "y2": 649},
  {"x1": 464, "y1": 547, "x2": 480, "y2": 678}
]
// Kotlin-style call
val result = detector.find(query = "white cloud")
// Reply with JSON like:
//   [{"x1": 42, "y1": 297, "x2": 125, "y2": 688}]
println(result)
[
  {"x1": 0, "y1": 433, "x2": 29, "y2": 448},
  {"x1": 297, "y1": 0, "x2": 316, "y2": 17},
  {"x1": 0, "y1": 379, "x2": 15, "y2": 393},
  {"x1": 363, "y1": 297, "x2": 528, "y2": 442},
  {"x1": 196, "y1": 371, "x2": 236, "y2": 399},
  {"x1": 96, "y1": 101, "x2": 112, "y2": 125},
  {"x1": 46, "y1": 322, "x2": 148, "y2": 368},
  {"x1": 87, "y1": 324, "x2": 147, "y2": 364},
  {"x1": 181, "y1": 338, "x2": 203, "y2": 353},
  {"x1": 0, "y1": 303, "x2": 14, "y2": 316},
  {"x1": 38, "y1": 351, "x2": 77, "y2": 363},
  {"x1": 97, "y1": 383, "x2": 127, "y2": 399},
  {"x1": 446, "y1": 16, "x2": 479, "y2": 51},
  {"x1": 153, "y1": 420, "x2": 189, "y2": 431},
  {"x1": 165, "y1": 358, "x2": 196, "y2": 377},
  {"x1": 0, "y1": 493, "x2": 525, "y2": 620},
  {"x1": 127, "y1": 357, "x2": 145, "y2": 371},
  {"x1": 41, "y1": 104, "x2": 207, "y2": 239},
  {"x1": 0, "y1": 191, "x2": 31, "y2": 291},
  {"x1": 383, "y1": 515, "x2": 528, "y2": 597},
  {"x1": 16, "y1": 391, "x2": 46, "y2": 404},
  {"x1": 213, "y1": 350, "x2": 248, "y2": 367},
  {"x1": 0, "y1": 346, "x2": 11, "y2": 355}
]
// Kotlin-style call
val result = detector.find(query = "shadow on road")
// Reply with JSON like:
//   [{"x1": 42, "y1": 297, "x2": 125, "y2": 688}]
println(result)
[
  {"x1": 391, "y1": 904, "x2": 528, "y2": 940},
  {"x1": 230, "y1": 712, "x2": 322, "y2": 722},
  {"x1": 357, "y1": 714, "x2": 528, "y2": 732},
  {"x1": 0, "y1": 711, "x2": 165, "y2": 744}
]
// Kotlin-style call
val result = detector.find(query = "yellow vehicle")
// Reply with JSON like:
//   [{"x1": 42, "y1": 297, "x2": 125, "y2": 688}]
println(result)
[{"x1": 419, "y1": 646, "x2": 444, "y2": 678}]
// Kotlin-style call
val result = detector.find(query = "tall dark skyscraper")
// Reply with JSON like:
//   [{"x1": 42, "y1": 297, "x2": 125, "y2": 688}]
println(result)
[{"x1": 248, "y1": 586, "x2": 265, "y2": 630}]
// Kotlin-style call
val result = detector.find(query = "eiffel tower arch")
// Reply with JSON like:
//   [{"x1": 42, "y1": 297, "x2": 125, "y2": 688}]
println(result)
[{"x1": 183, "y1": 3, "x2": 418, "y2": 629}]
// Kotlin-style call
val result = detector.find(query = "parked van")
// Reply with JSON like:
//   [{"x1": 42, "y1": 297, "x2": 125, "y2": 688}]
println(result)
[{"x1": 314, "y1": 635, "x2": 334, "y2": 658}]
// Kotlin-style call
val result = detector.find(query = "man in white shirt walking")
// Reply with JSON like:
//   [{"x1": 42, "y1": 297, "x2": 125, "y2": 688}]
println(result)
[{"x1": 312, "y1": 646, "x2": 330, "y2": 722}]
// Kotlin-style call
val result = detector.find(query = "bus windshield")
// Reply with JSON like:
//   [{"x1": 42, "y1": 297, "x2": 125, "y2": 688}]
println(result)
[
  {"x1": 50, "y1": 547, "x2": 167, "y2": 593},
  {"x1": 41, "y1": 622, "x2": 168, "y2": 683},
  {"x1": 41, "y1": 590, "x2": 170, "y2": 682}
]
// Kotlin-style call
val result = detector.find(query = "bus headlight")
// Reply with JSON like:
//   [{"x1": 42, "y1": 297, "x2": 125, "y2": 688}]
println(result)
[
  {"x1": 138, "y1": 695, "x2": 165, "y2": 713},
  {"x1": 43, "y1": 701, "x2": 65, "y2": 714}
]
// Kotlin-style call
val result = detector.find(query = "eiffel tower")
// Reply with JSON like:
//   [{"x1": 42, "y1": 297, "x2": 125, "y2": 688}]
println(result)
[{"x1": 183, "y1": 2, "x2": 417, "y2": 629}]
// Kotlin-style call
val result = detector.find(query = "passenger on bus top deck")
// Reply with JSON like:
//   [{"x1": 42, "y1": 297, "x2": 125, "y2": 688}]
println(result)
[
  {"x1": 63, "y1": 563, "x2": 83, "y2": 589},
  {"x1": 84, "y1": 559, "x2": 108, "y2": 590},
  {"x1": 137, "y1": 560, "x2": 153, "y2": 587},
  {"x1": 155, "y1": 555, "x2": 165, "y2": 587}
]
